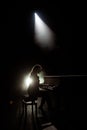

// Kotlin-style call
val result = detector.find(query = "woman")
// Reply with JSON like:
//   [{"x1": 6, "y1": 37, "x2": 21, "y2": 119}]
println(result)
[{"x1": 28, "y1": 64, "x2": 42, "y2": 101}]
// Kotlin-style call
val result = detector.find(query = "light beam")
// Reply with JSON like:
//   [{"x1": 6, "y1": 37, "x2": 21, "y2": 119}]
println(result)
[
  {"x1": 24, "y1": 75, "x2": 33, "y2": 90},
  {"x1": 34, "y1": 13, "x2": 55, "y2": 50}
]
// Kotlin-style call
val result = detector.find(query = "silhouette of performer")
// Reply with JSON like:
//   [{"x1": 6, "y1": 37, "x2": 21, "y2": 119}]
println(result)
[{"x1": 27, "y1": 64, "x2": 42, "y2": 101}]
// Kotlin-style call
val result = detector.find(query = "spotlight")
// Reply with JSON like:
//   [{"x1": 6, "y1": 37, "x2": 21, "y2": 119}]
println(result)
[
  {"x1": 34, "y1": 12, "x2": 55, "y2": 50},
  {"x1": 24, "y1": 75, "x2": 33, "y2": 90}
]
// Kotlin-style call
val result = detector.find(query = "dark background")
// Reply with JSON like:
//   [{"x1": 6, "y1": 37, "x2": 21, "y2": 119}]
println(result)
[
  {"x1": 1, "y1": 2, "x2": 72, "y2": 86},
  {"x1": 1, "y1": 1, "x2": 87, "y2": 97},
  {"x1": 0, "y1": 1, "x2": 87, "y2": 129},
  {"x1": 1, "y1": 0, "x2": 87, "y2": 101}
]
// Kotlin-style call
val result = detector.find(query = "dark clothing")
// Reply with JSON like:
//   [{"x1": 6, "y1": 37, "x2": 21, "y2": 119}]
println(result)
[{"x1": 28, "y1": 75, "x2": 39, "y2": 100}]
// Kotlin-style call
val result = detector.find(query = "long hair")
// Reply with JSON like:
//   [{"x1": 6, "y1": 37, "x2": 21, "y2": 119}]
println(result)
[
  {"x1": 29, "y1": 64, "x2": 42, "y2": 77},
  {"x1": 28, "y1": 64, "x2": 42, "y2": 99}
]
